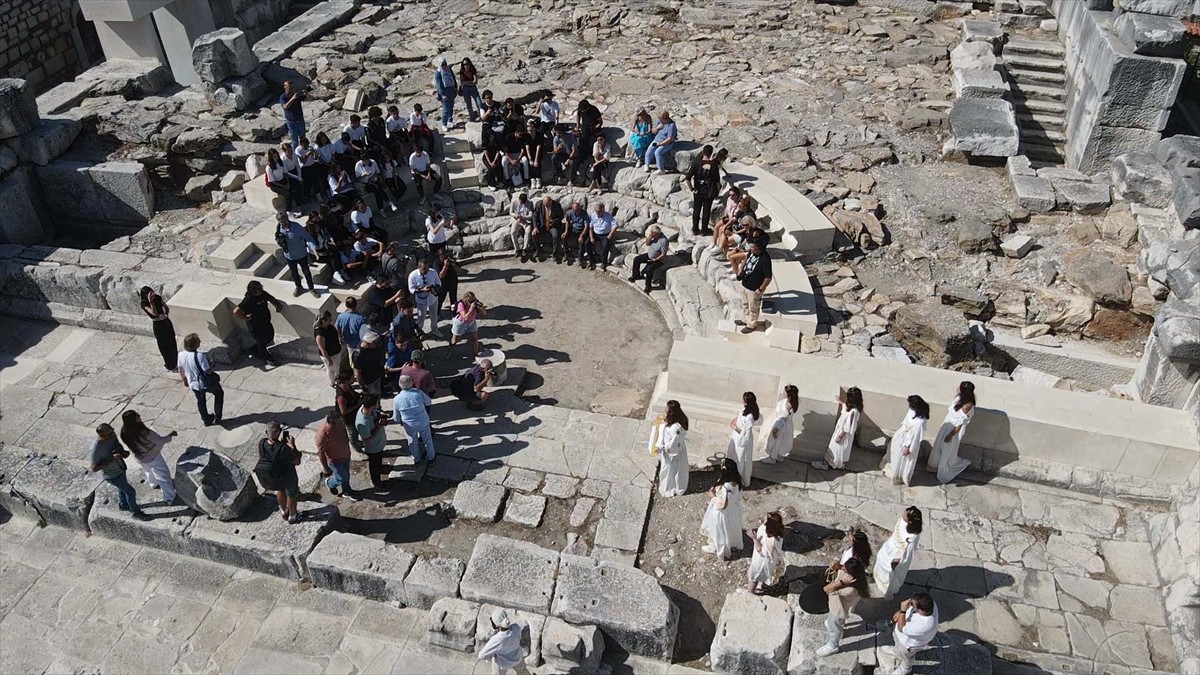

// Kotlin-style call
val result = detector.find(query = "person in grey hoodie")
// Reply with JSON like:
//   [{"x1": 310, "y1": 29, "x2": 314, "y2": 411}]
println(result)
[
  {"x1": 434, "y1": 57, "x2": 459, "y2": 131},
  {"x1": 276, "y1": 211, "x2": 320, "y2": 297}
]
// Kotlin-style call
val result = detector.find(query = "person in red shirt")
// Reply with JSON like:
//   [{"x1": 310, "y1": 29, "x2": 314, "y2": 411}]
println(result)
[{"x1": 316, "y1": 411, "x2": 357, "y2": 498}]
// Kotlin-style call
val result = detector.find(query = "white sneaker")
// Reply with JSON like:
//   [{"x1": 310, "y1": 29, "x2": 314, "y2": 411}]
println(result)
[
  {"x1": 635, "y1": 160, "x2": 644, "y2": 168},
  {"x1": 811, "y1": 460, "x2": 829, "y2": 471},
  {"x1": 654, "y1": 169, "x2": 666, "y2": 175},
  {"x1": 390, "y1": 202, "x2": 399, "y2": 212},
  {"x1": 332, "y1": 271, "x2": 345, "y2": 285},
  {"x1": 708, "y1": 245, "x2": 720, "y2": 255},
  {"x1": 815, "y1": 644, "x2": 839, "y2": 658},
  {"x1": 644, "y1": 165, "x2": 653, "y2": 174}
]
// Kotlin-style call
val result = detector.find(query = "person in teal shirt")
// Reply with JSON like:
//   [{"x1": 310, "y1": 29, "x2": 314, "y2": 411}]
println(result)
[
  {"x1": 355, "y1": 394, "x2": 389, "y2": 488},
  {"x1": 631, "y1": 110, "x2": 653, "y2": 168}
]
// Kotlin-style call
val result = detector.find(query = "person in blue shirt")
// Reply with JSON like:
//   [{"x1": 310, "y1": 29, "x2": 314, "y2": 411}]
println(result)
[
  {"x1": 434, "y1": 57, "x2": 458, "y2": 132},
  {"x1": 279, "y1": 81, "x2": 306, "y2": 149},
  {"x1": 336, "y1": 297, "x2": 366, "y2": 376},
  {"x1": 643, "y1": 110, "x2": 678, "y2": 175},
  {"x1": 275, "y1": 211, "x2": 319, "y2": 297},
  {"x1": 563, "y1": 201, "x2": 590, "y2": 265},
  {"x1": 392, "y1": 375, "x2": 435, "y2": 463}
]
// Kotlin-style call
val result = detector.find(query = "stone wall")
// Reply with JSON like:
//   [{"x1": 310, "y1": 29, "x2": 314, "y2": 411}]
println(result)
[
  {"x1": 211, "y1": 0, "x2": 293, "y2": 46},
  {"x1": 1148, "y1": 463, "x2": 1200, "y2": 675},
  {"x1": 0, "y1": 0, "x2": 94, "y2": 93}
]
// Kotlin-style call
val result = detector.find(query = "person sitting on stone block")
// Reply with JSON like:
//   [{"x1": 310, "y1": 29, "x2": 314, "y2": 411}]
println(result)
[
  {"x1": 385, "y1": 105, "x2": 412, "y2": 161},
  {"x1": 409, "y1": 103, "x2": 436, "y2": 155}
]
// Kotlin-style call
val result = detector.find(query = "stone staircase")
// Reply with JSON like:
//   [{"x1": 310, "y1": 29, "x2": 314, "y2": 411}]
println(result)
[{"x1": 1002, "y1": 38, "x2": 1068, "y2": 164}]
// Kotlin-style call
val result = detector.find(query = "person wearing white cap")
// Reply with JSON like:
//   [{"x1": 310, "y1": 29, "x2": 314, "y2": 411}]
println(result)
[{"x1": 477, "y1": 608, "x2": 529, "y2": 674}]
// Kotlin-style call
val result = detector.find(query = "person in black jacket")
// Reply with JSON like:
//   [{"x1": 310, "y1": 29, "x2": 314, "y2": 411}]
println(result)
[{"x1": 255, "y1": 421, "x2": 302, "y2": 523}]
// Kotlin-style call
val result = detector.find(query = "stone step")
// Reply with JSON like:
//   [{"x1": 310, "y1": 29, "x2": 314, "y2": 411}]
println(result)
[
  {"x1": 444, "y1": 157, "x2": 475, "y2": 172},
  {"x1": 1007, "y1": 67, "x2": 1066, "y2": 86},
  {"x1": 1004, "y1": 38, "x2": 1065, "y2": 59},
  {"x1": 1002, "y1": 53, "x2": 1065, "y2": 73},
  {"x1": 1017, "y1": 113, "x2": 1065, "y2": 130},
  {"x1": 209, "y1": 239, "x2": 258, "y2": 271},
  {"x1": 1011, "y1": 97, "x2": 1065, "y2": 115},
  {"x1": 449, "y1": 171, "x2": 480, "y2": 190},
  {"x1": 1022, "y1": 127, "x2": 1067, "y2": 143},
  {"x1": 230, "y1": 247, "x2": 276, "y2": 277},
  {"x1": 1008, "y1": 83, "x2": 1066, "y2": 102},
  {"x1": 1022, "y1": 142, "x2": 1066, "y2": 163}
]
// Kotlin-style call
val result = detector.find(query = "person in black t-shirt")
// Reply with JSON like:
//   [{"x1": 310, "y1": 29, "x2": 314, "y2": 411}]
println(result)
[
  {"x1": 351, "y1": 331, "x2": 387, "y2": 397},
  {"x1": 233, "y1": 280, "x2": 285, "y2": 366},
  {"x1": 502, "y1": 130, "x2": 529, "y2": 188},
  {"x1": 729, "y1": 219, "x2": 769, "y2": 278},
  {"x1": 737, "y1": 241, "x2": 773, "y2": 334},
  {"x1": 576, "y1": 99, "x2": 603, "y2": 149},
  {"x1": 685, "y1": 145, "x2": 724, "y2": 236},
  {"x1": 522, "y1": 120, "x2": 544, "y2": 189}
]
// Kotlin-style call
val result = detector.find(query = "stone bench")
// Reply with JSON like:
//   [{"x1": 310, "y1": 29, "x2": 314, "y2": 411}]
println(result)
[
  {"x1": 723, "y1": 161, "x2": 836, "y2": 261},
  {"x1": 651, "y1": 336, "x2": 1200, "y2": 488}
]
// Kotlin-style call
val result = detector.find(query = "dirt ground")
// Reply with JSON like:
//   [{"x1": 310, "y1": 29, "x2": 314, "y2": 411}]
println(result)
[{"x1": 642, "y1": 471, "x2": 894, "y2": 667}]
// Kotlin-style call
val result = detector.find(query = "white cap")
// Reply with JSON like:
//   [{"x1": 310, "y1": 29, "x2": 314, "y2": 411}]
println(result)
[{"x1": 491, "y1": 608, "x2": 511, "y2": 629}]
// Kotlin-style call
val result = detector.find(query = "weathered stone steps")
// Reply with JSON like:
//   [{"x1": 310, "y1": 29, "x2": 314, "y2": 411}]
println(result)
[
  {"x1": 1003, "y1": 53, "x2": 1065, "y2": 73},
  {"x1": 1004, "y1": 38, "x2": 1066, "y2": 59}
]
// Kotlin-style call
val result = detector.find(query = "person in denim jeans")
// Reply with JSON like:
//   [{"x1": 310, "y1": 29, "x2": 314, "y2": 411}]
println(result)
[
  {"x1": 317, "y1": 411, "x2": 357, "y2": 498},
  {"x1": 178, "y1": 333, "x2": 224, "y2": 426},
  {"x1": 459, "y1": 58, "x2": 483, "y2": 122},
  {"x1": 279, "y1": 81, "x2": 306, "y2": 149},
  {"x1": 89, "y1": 423, "x2": 150, "y2": 521},
  {"x1": 643, "y1": 110, "x2": 678, "y2": 174},
  {"x1": 434, "y1": 57, "x2": 458, "y2": 131}
]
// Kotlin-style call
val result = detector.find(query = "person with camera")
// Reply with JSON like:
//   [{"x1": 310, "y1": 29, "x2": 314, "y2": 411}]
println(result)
[
  {"x1": 279, "y1": 81, "x2": 306, "y2": 150},
  {"x1": 316, "y1": 411, "x2": 356, "y2": 499},
  {"x1": 452, "y1": 357, "x2": 496, "y2": 410},
  {"x1": 446, "y1": 291, "x2": 487, "y2": 359},
  {"x1": 351, "y1": 330, "x2": 387, "y2": 398},
  {"x1": 408, "y1": 258, "x2": 443, "y2": 338},
  {"x1": 89, "y1": 423, "x2": 150, "y2": 521},
  {"x1": 355, "y1": 393, "x2": 390, "y2": 488},
  {"x1": 255, "y1": 421, "x2": 303, "y2": 523},
  {"x1": 426, "y1": 203, "x2": 459, "y2": 260},
  {"x1": 436, "y1": 247, "x2": 461, "y2": 317}
]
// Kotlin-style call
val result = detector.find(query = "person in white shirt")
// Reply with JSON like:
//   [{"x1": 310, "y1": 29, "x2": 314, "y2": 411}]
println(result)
[
  {"x1": 425, "y1": 203, "x2": 458, "y2": 258},
  {"x1": 409, "y1": 147, "x2": 435, "y2": 203},
  {"x1": 409, "y1": 103, "x2": 435, "y2": 154},
  {"x1": 326, "y1": 164, "x2": 356, "y2": 212},
  {"x1": 279, "y1": 142, "x2": 305, "y2": 201},
  {"x1": 477, "y1": 608, "x2": 529, "y2": 675},
  {"x1": 265, "y1": 148, "x2": 301, "y2": 212},
  {"x1": 586, "y1": 202, "x2": 617, "y2": 271},
  {"x1": 385, "y1": 105, "x2": 410, "y2": 159},
  {"x1": 352, "y1": 229, "x2": 383, "y2": 274},
  {"x1": 588, "y1": 135, "x2": 611, "y2": 193},
  {"x1": 538, "y1": 92, "x2": 559, "y2": 140},
  {"x1": 885, "y1": 593, "x2": 939, "y2": 675},
  {"x1": 295, "y1": 136, "x2": 322, "y2": 202},
  {"x1": 349, "y1": 199, "x2": 389, "y2": 243},
  {"x1": 408, "y1": 258, "x2": 442, "y2": 337},
  {"x1": 509, "y1": 193, "x2": 535, "y2": 261},
  {"x1": 177, "y1": 333, "x2": 223, "y2": 426},
  {"x1": 379, "y1": 150, "x2": 407, "y2": 203},
  {"x1": 343, "y1": 114, "x2": 368, "y2": 158},
  {"x1": 355, "y1": 156, "x2": 397, "y2": 212}
]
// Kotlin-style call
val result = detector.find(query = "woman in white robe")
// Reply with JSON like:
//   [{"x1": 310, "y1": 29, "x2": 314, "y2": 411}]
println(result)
[
  {"x1": 727, "y1": 391, "x2": 760, "y2": 487},
  {"x1": 873, "y1": 506, "x2": 923, "y2": 600},
  {"x1": 881, "y1": 395, "x2": 930, "y2": 486},
  {"x1": 651, "y1": 400, "x2": 690, "y2": 497},
  {"x1": 761, "y1": 386, "x2": 798, "y2": 465},
  {"x1": 701, "y1": 459, "x2": 744, "y2": 560},
  {"x1": 746, "y1": 512, "x2": 785, "y2": 593},
  {"x1": 813, "y1": 387, "x2": 863, "y2": 471},
  {"x1": 927, "y1": 382, "x2": 977, "y2": 484}
]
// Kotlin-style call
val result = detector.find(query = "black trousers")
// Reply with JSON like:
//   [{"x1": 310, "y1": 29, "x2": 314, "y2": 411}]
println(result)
[
  {"x1": 193, "y1": 385, "x2": 224, "y2": 424},
  {"x1": 692, "y1": 191, "x2": 715, "y2": 234},
  {"x1": 367, "y1": 452, "x2": 387, "y2": 486},
  {"x1": 286, "y1": 255, "x2": 314, "y2": 290},
  {"x1": 269, "y1": 177, "x2": 302, "y2": 209},
  {"x1": 152, "y1": 318, "x2": 177, "y2": 370},
  {"x1": 631, "y1": 254, "x2": 665, "y2": 290}
]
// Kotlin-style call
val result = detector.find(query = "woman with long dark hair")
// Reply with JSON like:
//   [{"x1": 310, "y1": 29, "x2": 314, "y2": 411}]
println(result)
[
  {"x1": 874, "y1": 506, "x2": 923, "y2": 600},
  {"x1": 816, "y1": 556, "x2": 871, "y2": 658},
  {"x1": 700, "y1": 458, "x2": 744, "y2": 560},
  {"x1": 139, "y1": 286, "x2": 177, "y2": 371},
  {"x1": 119, "y1": 409, "x2": 178, "y2": 505},
  {"x1": 459, "y1": 58, "x2": 484, "y2": 122},
  {"x1": 265, "y1": 147, "x2": 301, "y2": 211},
  {"x1": 727, "y1": 391, "x2": 760, "y2": 487},
  {"x1": 651, "y1": 400, "x2": 690, "y2": 497},
  {"x1": 762, "y1": 384, "x2": 799, "y2": 465},
  {"x1": 881, "y1": 395, "x2": 930, "y2": 486},
  {"x1": 815, "y1": 387, "x2": 864, "y2": 471},
  {"x1": 746, "y1": 511, "x2": 784, "y2": 594},
  {"x1": 927, "y1": 381, "x2": 977, "y2": 484}
]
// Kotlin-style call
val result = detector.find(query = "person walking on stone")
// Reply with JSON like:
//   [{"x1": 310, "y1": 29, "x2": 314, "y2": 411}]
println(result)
[
  {"x1": 255, "y1": 421, "x2": 302, "y2": 523},
  {"x1": 356, "y1": 393, "x2": 390, "y2": 488},
  {"x1": 814, "y1": 387, "x2": 863, "y2": 471},
  {"x1": 317, "y1": 410, "x2": 357, "y2": 499},
  {"x1": 650, "y1": 399, "x2": 689, "y2": 498},
  {"x1": 233, "y1": 280, "x2": 285, "y2": 367},
  {"x1": 178, "y1": 333, "x2": 223, "y2": 426},
  {"x1": 392, "y1": 374, "x2": 436, "y2": 464},
  {"x1": 926, "y1": 381, "x2": 977, "y2": 484},
  {"x1": 881, "y1": 593, "x2": 939, "y2": 675},
  {"x1": 628, "y1": 226, "x2": 669, "y2": 294},
  {"x1": 279, "y1": 80, "x2": 306, "y2": 149},
  {"x1": 761, "y1": 384, "x2": 798, "y2": 465},
  {"x1": 139, "y1": 286, "x2": 177, "y2": 371},
  {"x1": 745, "y1": 511, "x2": 784, "y2": 594},
  {"x1": 89, "y1": 423, "x2": 150, "y2": 521},
  {"x1": 881, "y1": 396, "x2": 930, "y2": 486},
  {"x1": 873, "y1": 506, "x2": 922, "y2": 600},
  {"x1": 815, "y1": 556, "x2": 871, "y2": 658},
  {"x1": 434, "y1": 56, "x2": 459, "y2": 132},
  {"x1": 276, "y1": 211, "x2": 319, "y2": 297},
  {"x1": 446, "y1": 291, "x2": 486, "y2": 360},
  {"x1": 726, "y1": 391, "x2": 760, "y2": 487},
  {"x1": 700, "y1": 458, "x2": 743, "y2": 560},
  {"x1": 119, "y1": 410, "x2": 178, "y2": 506},
  {"x1": 477, "y1": 608, "x2": 530, "y2": 675}
]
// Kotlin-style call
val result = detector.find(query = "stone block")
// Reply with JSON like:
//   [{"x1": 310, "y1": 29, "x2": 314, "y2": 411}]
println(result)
[
  {"x1": 1001, "y1": 234, "x2": 1036, "y2": 258},
  {"x1": 1012, "y1": 174, "x2": 1057, "y2": 212},
  {"x1": 503, "y1": 492, "x2": 547, "y2": 527},
  {"x1": 552, "y1": 553, "x2": 679, "y2": 660},
  {"x1": 876, "y1": 631, "x2": 991, "y2": 674},
  {"x1": 1115, "y1": 11, "x2": 1188, "y2": 56},
  {"x1": 1155, "y1": 296, "x2": 1200, "y2": 363},
  {"x1": 87, "y1": 476, "x2": 195, "y2": 552},
  {"x1": 8, "y1": 455, "x2": 102, "y2": 531},
  {"x1": 960, "y1": 20, "x2": 1004, "y2": 50},
  {"x1": 594, "y1": 518, "x2": 643, "y2": 552},
  {"x1": 76, "y1": 58, "x2": 172, "y2": 97},
  {"x1": 956, "y1": 219, "x2": 997, "y2": 254},
  {"x1": 541, "y1": 616, "x2": 605, "y2": 674},
  {"x1": 184, "y1": 498, "x2": 338, "y2": 579},
  {"x1": 89, "y1": 161, "x2": 155, "y2": 223},
  {"x1": 786, "y1": 600, "x2": 863, "y2": 674},
  {"x1": 0, "y1": 167, "x2": 45, "y2": 245},
  {"x1": 1053, "y1": 180, "x2": 1111, "y2": 214},
  {"x1": 174, "y1": 446, "x2": 257, "y2": 520},
  {"x1": 1156, "y1": 135, "x2": 1200, "y2": 171},
  {"x1": 1062, "y1": 249, "x2": 1133, "y2": 306},
  {"x1": 452, "y1": 480, "x2": 507, "y2": 522},
  {"x1": 1170, "y1": 168, "x2": 1200, "y2": 228},
  {"x1": 244, "y1": 176, "x2": 286, "y2": 212},
  {"x1": 4, "y1": 117, "x2": 80, "y2": 166},
  {"x1": 891, "y1": 299, "x2": 974, "y2": 367},
  {"x1": 306, "y1": 531, "x2": 416, "y2": 603},
  {"x1": 0, "y1": 79, "x2": 39, "y2": 140},
  {"x1": 949, "y1": 98, "x2": 1019, "y2": 157},
  {"x1": 709, "y1": 592, "x2": 793, "y2": 675},
  {"x1": 204, "y1": 70, "x2": 268, "y2": 112},
  {"x1": 952, "y1": 68, "x2": 1008, "y2": 100},
  {"x1": 184, "y1": 174, "x2": 219, "y2": 202},
  {"x1": 950, "y1": 41, "x2": 998, "y2": 71},
  {"x1": 35, "y1": 159, "x2": 103, "y2": 221},
  {"x1": 404, "y1": 555, "x2": 466, "y2": 609},
  {"x1": 460, "y1": 534, "x2": 558, "y2": 615},
  {"x1": 253, "y1": 0, "x2": 359, "y2": 63},
  {"x1": 1112, "y1": 152, "x2": 1174, "y2": 207},
  {"x1": 343, "y1": 88, "x2": 366, "y2": 111},
  {"x1": 426, "y1": 597, "x2": 479, "y2": 652},
  {"x1": 1114, "y1": 0, "x2": 1194, "y2": 15},
  {"x1": 192, "y1": 28, "x2": 260, "y2": 84}
]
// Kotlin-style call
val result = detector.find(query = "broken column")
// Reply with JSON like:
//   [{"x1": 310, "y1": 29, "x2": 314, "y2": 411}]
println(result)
[
  {"x1": 174, "y1": 446, "x2": 258, "y2": 520},
  {"x1": 193, "y1": 27, "x2": 265, "y2": 111}
]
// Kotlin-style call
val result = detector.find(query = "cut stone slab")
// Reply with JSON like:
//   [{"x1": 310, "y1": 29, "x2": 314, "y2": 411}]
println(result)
[
  {"x1": 404, "y1": 555, "x2": 466, "y2": 609},
  {"x1": 953, "y1": 68, "x2": 1007, "y2": 100},
  {"x1": 1001, "y1": 234, "x2": 1036, "y2": 259},
  {"x1": 89, "y1": 161, "x2": 155, "y2": 223},
  {"x1": 1012, "y1": 174, "x2": 1056, "y2": 213},
  {"x1": 503, "y1": 492, "x2": 547, "y2": 527},
  {"x1": 4, "y1": 117, "x2": 80, "y2": 166},
  {"x1": 541, "y1": 616, "x2": 605, "y2": 674},
  {"x1": 594, "y1": 518, "x2": 643, "y2": 552},
  {"x1": 949, "y1": 98, "x2": 1019, "y2": 157},
  {"x1": 183, "y1": 497, "x2": 338, "y2": 579},
  {"x1": 1062, "y1": 249, "x2": 1132, "y2": 306},
  {"x1": 8, "y1": 455, "x2": 103, "y2": 531},
  {"x1": 950, "y1": 41, "x2": 998, "y2": 71},
  {"x1": 541, "y1": 473, "x2": 579, "y2": 498},
  {"x1": 570, "y1": 497, "x2": 596, "y2": 528},
  {"x1": 174, "y1": 446, "x2": 258, "y2": 521},
  {"x1": 0, "y1": 79, "x2": 39, "y2": 140},
  {"x1": 88, "y1": 476, "x2": 196, "y2": 552},
  {"x1": 604, "y1": 483, "x2": 652, "y2": 525},
  {"x1": 1112, "y1": 152, "x2": 1174, "y2": 208},
  {"x1": 552, "y1": 553, "x2": 679, "y2": 660},
  {"x1": 503, "y1": 467, "x2": 542, "y2": 492},
  {"x1": 960, "y1": 20, "x2": 1004, "y2": 49},
  {"x1": 426, "y1": 597, "x2": 479, "y2": 652},
  {"x1": 1115, "y1": 11, "x2": 1188, "y2": 57},
  {"x1": 252, "y1": 0, "x2": 359, "y2": 63},
  {"x1": 0, "y1": 167, "x2": 46, "y2": 245},
  {"x1": 710, "y1": 592, "x2": 793, "y2": 675},
  {"x1": 891, "y1": 299, "x2": 974, "y2": 367},
  {"x1": 452, "y1": 480, "x2": 506, "y2": 522},
  {"x1": 787, "y1": 596, "x2": 864, "y2": 674},
  {"x1": 192, "y1": 28, "x2": 260, "y2": 84},
  {"x1": 460, "y1": 534, "x2": 559, "y2": 615},
  {"x1": 1053, "y1": 180, "x2": 1111, "y2": 214},
  {"x1": 306, "y1": 531, "x2": 416, "y2": 603}
]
